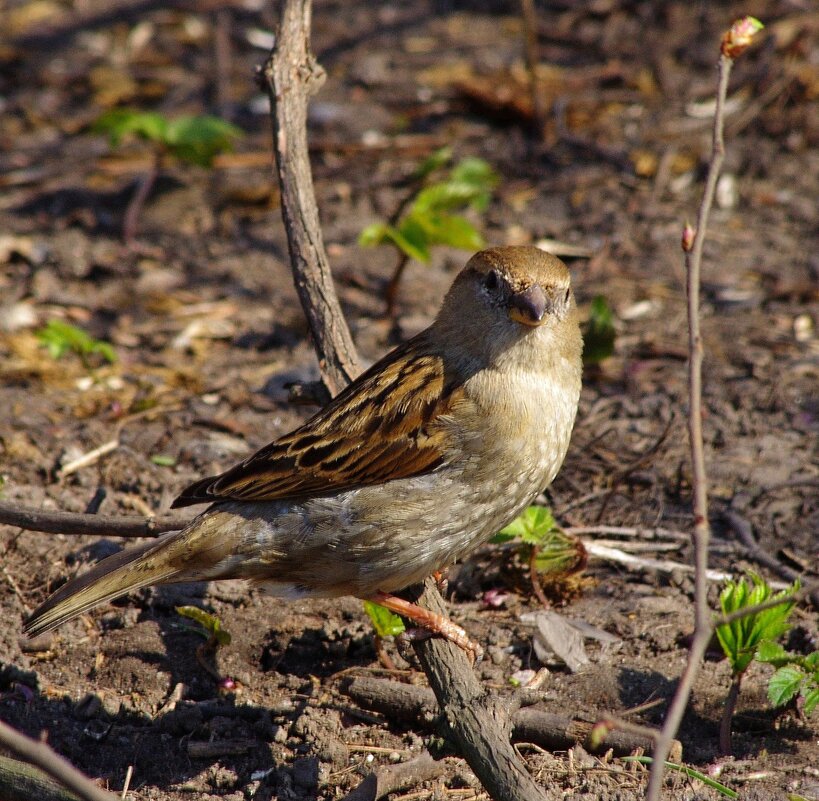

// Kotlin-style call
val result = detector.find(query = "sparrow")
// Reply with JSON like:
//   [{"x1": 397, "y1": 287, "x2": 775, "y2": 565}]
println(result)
[{"x1": 25, "y1": 246, "x2": 583, "y2": 659}]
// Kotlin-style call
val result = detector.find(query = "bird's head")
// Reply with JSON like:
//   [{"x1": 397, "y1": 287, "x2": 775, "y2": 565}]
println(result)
[{"x1": 434, "y1": 246, "x2": 581, "y2": 367}]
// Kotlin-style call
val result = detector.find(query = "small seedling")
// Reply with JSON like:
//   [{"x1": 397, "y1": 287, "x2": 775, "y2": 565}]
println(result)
[
  {"x1": 176, "y1": 605, "x2": 233, "y2": 686},
  {"x1": 176, "y1": 605, "x2": 231, "y2": 647},
  {"x1": 582, "y1": 295, "x2": 616, "y2": 365},
  {"x1": 362, "y1": 601, "x2": 406, "y2": 638},
  {"x1": 94, "y1": 109, "x2": 243, "y2": 243},
  {"x1": 36, "y1": 320, "x2": 117, "y2": 368},
  {"x1": 490, "y1": 505, "x2": 586, "y2": 606},
  {"x1": 359, "y1": 147, "x2": 498, "y2": 313},
  {"x1": 362, "y1": 600, "x2": 405, "y2": 670},
  {"x1": 757, "y1": 640, "x2": 819, "y2": 716},
  {"x1": 714, "y1": 572, "x2": 799, "y2": 753}
]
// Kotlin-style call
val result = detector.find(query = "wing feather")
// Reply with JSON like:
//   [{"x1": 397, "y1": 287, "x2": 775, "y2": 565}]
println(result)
[{"x1": 172, "y1": 337, "x2": 457, "y2": 507}]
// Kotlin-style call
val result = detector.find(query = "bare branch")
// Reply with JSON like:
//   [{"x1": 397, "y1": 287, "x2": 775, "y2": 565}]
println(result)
[
  {"x1": 0, "y1": 721, "x2": 118, "y2": 801},
  {"x1": 261, "y1": 0, "x2": 361, "y2": 396},
  {"x1": 646, "y1": 18, "x2": 764, "y2": 794},
  {"x1": 0, "y1": 501, "x2": 184, "y2": 538}
]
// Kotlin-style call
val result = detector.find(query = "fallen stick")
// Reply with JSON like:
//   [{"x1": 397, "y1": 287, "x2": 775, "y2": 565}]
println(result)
[
  {"x1": 0, "y1": 501, "x2": 185, "y2": 539},
  {"x1": 340, "y1": 751, "x2": 445, "y2": 801},
  {"x1": 341, "y1": 676, "x2": 679, "y2": 759}
]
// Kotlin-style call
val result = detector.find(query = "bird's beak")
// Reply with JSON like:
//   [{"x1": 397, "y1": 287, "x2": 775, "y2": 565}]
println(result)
[{"x1": 508, "y1": 284, "x2": 548, "y2": 327}]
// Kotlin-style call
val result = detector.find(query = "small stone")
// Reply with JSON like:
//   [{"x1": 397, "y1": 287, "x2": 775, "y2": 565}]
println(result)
[{"x1": 292, "y1": 757, "x2": 319, "y2": 790}]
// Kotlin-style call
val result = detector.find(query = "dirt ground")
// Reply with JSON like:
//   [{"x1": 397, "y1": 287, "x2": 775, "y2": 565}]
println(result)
[{"x1": 1, "y1": 1, "x2": 817, "y2": 799}]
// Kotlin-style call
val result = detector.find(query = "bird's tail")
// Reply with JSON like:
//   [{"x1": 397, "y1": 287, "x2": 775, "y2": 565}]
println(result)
[
  {"x1": 24, "y1": 532, "x2": 184, "y2": 637},
  {"x1": 24, "y1": 513, "x2": 237, "y2": 637}
]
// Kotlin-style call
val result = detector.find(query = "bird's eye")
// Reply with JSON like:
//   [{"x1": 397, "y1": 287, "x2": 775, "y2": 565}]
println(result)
[
  {"x1": 564, "y1": 286, "x2": 571, "y2": 305},
  {"x1": 484, "y1": 270, "x2": 499, "y2": 291}
]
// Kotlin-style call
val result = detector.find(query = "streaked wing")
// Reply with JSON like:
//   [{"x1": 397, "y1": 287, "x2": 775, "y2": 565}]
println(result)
[{"x1": 172, "y1": 337, "x2": 458, "y2": 507}]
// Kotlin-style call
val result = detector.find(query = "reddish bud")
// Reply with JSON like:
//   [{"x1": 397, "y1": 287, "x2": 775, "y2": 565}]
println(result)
[
  {"x1": 681, "y1": 223, "x2": 696, "y2": 252},
  {"x1": 482, "y1": 588, "x2": 510, "y2": 608},
  {"x1": 721, "y1": 16, "x2": 764, "y2": 59}
]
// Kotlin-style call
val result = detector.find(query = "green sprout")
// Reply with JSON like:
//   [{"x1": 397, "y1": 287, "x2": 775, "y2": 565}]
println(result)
[
  {"x1": 715, "y1": 573, "x2": 799, "y2": 754},
  {"x1": 94, "y1": 109, "x2": 243, "y2": 243},
  {"x1": 176, "y1": 605, "x2": 231, "y2": 647},
  {"x1": 582, "y1": 295, "x2": 616, "y2": 365},
  {"x1": 360, "y1": 147, "x2": 498, "y2": 313},
  {"x1": 363, "y1": 601, "x2": 406, "y2": 638},
  {"x1": 490, "y1": 506, "x2": 585, "y2": 606},
  {"x1": 36, "y1": 320, "x2": 117, "y2": 368},
  {"x1": 176, "y1": 605, "x2": 235, "y2": 689}
]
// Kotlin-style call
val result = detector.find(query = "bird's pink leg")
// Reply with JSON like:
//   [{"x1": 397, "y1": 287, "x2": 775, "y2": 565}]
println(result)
[{"x1": 371, "y1": 591, "x2": 483, "y2": 662}]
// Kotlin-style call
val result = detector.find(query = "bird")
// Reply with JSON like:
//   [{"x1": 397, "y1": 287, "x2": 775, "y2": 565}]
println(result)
[{"x1": 25, "y1": 246, "x2": 583, "y2": 659}]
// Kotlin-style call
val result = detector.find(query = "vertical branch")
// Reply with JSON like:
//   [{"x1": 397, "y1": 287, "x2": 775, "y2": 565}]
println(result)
[
  {"x1": 261, "y1": 0, "x2": 362, "y2": 396},
  {"x1": 646, "y1": 15, "x2": 764, "y2": 796},
  {"x1": 646, "y1": 54, "x2": 732, "y2": 801},
  {"x1": 260, "y1": 3, "x2": 545, "y2": 798}
]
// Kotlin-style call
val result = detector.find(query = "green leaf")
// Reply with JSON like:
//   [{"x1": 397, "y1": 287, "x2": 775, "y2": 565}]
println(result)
[
  {"x1": 363, "y1": 601, "x2": 406, "y2": 637},
  {"x1": 413, "y1": 146, "x2": 453, "y2": 180},
  {"x1": 36, "y1": 320, "x2": 117, "y2": 365},
  {"x1": 394, "y1": 217, "x2": 432, "y2": 262},
  {"x1": 412, "y1": 212, "x2": 484, "y2": 251},
  {"x1": 532, "y1": 528, "x2": 583, "y2": 575},
  {"x1": 94, "y1": 109, "x2": 169, "y2": 145},
  {"x1": 449, "y1": 157, "x2": 499, "y2": 209},
  {"x1": 804, "y1": 686, "x2": 819, "y2": 716},
  {"x1": 176, "y1": 605, "x2": 231, "y2": 646},
  {"x1": 768, "y1": 665, "x2": 804, "y2": 707},
  {"x1": 498, "y1": 506, "x2": 557, "y2": 546},
  {"x1": 413, "y1": 181, "x2": 487, "y2": 214},
  {"x1": 359, "y1": 221, "x2": 430, "y2": 262},
  {"x1": 359, "y1": 222, "x2": 390, "y2": 247},
  {"x1": 582, "y1": 295, "x2": 616, "y2": 365},
  {"x1": 150, "y1": 455, "x2": 176, "y2": 467},
  {"x1": 94, "y1": 110, "x2": 241, "y2": 166},
  {"x1": 756, "y1": 640, "x2": 792, "y2": 665},
  {"x1": 164, "y1": 115, "x2": 242, "y2": 166}
]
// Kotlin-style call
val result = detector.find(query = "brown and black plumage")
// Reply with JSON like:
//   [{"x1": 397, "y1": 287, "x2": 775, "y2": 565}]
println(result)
[{"x1": 26, "y1": 246, "x2": 583, "y2": 658}]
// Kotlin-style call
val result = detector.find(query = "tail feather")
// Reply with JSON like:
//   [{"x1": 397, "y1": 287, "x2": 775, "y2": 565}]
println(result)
[{"x1": 25, "y1": 531, "x2": 184, "y2": 637}]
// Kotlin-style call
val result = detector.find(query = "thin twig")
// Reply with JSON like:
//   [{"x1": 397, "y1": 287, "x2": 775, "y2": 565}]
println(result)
[
  {"x1": 584, "y1": 542, "x2": 734, "y2": 582},
  {"x1": 122, "y1": 150, "x2": 161, "y2": 245},
  {"x1": 0, "y1": 720, "x2": 118, "y2": 801},
  {"x1": 0, "y1": 501, "x2": 185, "y2": 538},
  {"x1": 56, "y1": 440, "x2": 120, "y2": 480},
  {"x1": 646, "y1": 19, "x2": 764, "y2": 796}
]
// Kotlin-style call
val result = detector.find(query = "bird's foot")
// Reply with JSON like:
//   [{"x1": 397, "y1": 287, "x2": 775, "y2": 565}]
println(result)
[
  {"x1": 431, "y1": 569, "x2": 449, "y2": 596},
  {"x1": 371, "y1": 591, "x2": 483, "y2": 663}
]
